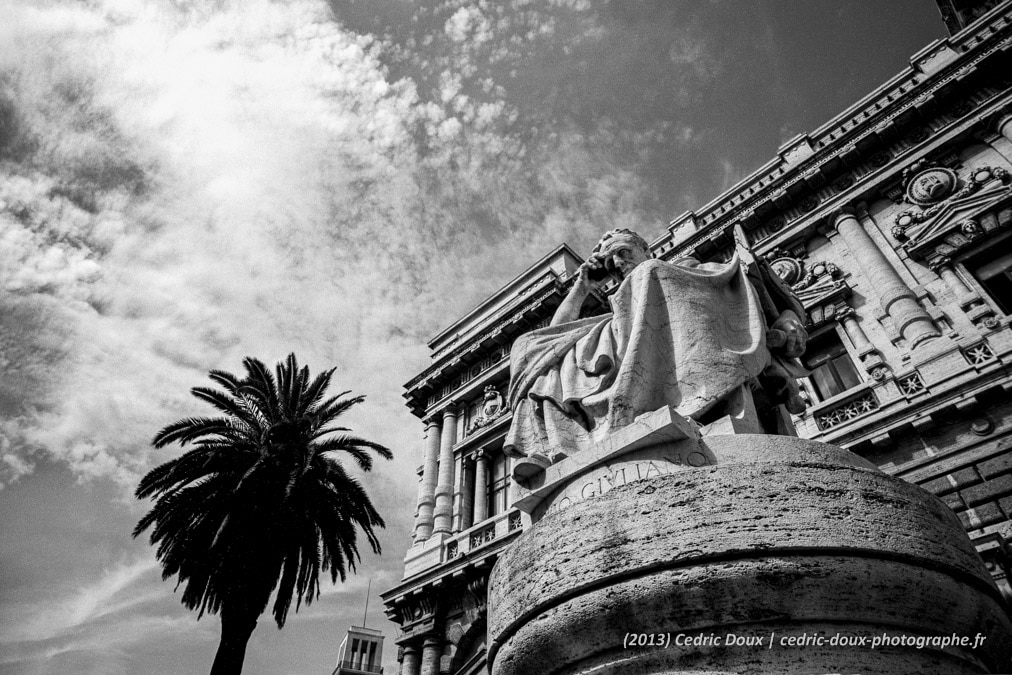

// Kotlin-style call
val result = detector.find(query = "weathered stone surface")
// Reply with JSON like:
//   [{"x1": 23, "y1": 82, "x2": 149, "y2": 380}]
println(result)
[
  {"x1": 488, "y1": 435, "x2": 1012, "y2": 674},
  {"x1": 516, "y1": 428, "x2": 879, "y2": 522}
]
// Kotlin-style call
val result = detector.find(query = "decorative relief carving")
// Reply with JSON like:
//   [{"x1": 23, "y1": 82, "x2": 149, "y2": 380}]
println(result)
[
  {"x1": 798, "y1": 196, "x2": 820, "y2": 213},
  {"x1": 905, "y1": 126, "x2": 931, "y2": 144},
  {"x1": 892, "y1": 165, "x2": 1011, "y2": 243},
  {"x1": 794, "y1": 261, "x2": 841, "y2": 291},
  {"x1": 962, "y1": 342, "x2": 995, "y2": 365},
  {"x1": 949, "y1": 99, "x2": 974, "y2": 118},
  {"x1": 833, "y1": 175, "x2": 855, "y2": 192},
  {"x1": 870, "y1": 366, "x2": 890, "y2": 381},
  {"x1": 765, "y1": 248, "x2": 804, "y2": 285},
  {"x1": 508, "y1": 511, "x2": 522, "y2": 532},
  {"x1": 869, "y1": 151, "x2": 892, "y2": 168},
  {"x1": 898, "y1": 372, "x2": 925, "y2": 395},
  {"x1": 905, "y1": 166, "x2": 958, "y2": 206},
  {"x1": 469, "y1": 524, "x2": 496, "y2": 549},
  {"x1": 815, "y1": 391, "x2": 879, "y2": 430},
  {"x1": 465, "y1": 385, "x2": 508, "y2": 436},
  {"x1": 402, "y1": 594, "x2": 436, "y2": 622}
]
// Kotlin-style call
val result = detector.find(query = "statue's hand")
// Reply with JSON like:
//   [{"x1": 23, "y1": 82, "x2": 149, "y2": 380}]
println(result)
[
  {"x1": 574, "y1": 256, "x2": 606, "y2": 293},
  {"x1": 771, "y1": 310, "x2": 808, "y2": 358}
]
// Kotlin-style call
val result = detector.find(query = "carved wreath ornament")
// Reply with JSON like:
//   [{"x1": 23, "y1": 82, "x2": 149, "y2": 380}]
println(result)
[{"x1": 892, "y1": 165, "x2": 1010, "y2": 242}]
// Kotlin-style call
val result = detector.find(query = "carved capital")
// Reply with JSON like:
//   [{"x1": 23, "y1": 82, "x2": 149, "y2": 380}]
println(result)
[
  {"x1": 835, "y1": 305, "x2": 856, "y2": 320},
  {"x1": 928, "y1": 256, "x2": 953, "y2": 273}
]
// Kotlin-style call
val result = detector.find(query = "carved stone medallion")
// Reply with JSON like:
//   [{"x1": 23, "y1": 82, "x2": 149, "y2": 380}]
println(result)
[
  {"x1": 905, "y1": 167, "x2": 958, "y2": 206},
  {"x1": 768, "y1": 255, "x2": 803, "y2": 285}
]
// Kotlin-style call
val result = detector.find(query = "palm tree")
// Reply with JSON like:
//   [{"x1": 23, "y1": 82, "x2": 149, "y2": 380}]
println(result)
[{"x1": 133, "y1": 354, "x2": 392, "y2": 675}]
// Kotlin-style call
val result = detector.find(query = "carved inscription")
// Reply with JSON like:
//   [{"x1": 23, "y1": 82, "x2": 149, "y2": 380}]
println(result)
[{"x1": 538, "y1": 448, "x2": 713, "y2": 519}]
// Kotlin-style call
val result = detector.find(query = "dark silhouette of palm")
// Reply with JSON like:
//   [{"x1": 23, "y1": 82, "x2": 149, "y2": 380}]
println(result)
[{"x1": 133, "y1": 354, "x2": 392, "y2": 675}]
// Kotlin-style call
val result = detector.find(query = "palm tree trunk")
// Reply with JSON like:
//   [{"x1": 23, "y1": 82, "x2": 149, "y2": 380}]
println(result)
[{"x1": 209, "y1": 607, "x2": 258, "y2": 675}]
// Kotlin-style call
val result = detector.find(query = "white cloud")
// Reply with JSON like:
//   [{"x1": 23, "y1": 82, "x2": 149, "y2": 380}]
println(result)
[
  {"x1": 0, "y1": 556, "x2": 159, "y2": 644},
  {"x1": 0, "y1": 0, "x2": 663, "y2": 505}
]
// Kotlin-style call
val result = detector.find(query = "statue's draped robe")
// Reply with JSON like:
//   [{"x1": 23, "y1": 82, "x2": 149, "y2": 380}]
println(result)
[{"x1": 505, "y1": 257, "x2": 770, "y2": 459}]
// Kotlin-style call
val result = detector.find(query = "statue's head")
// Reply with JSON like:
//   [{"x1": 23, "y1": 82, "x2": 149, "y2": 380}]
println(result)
[{"x1": 591, "y1": 229, "x2": 652, "y2": 279}]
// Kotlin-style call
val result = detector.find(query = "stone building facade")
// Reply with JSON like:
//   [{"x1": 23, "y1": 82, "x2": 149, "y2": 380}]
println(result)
[{"x1": 381, "y1": 4, "x2": 1012, "y2": 674}]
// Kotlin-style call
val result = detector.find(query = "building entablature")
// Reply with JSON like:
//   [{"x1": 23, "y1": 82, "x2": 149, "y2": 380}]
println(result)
[
  {"x1": 651, "y1": 3, "x2": 1012, "y2": 263},
  {"x1": 426, "y1": 244, "x2": 582, "y2": 357},
  {"x1": 403, "y1": 272, "x2": 564, "y2": 417},
  {"x1": 381, "y1": 518, "x2": 519, "y2": 623}
]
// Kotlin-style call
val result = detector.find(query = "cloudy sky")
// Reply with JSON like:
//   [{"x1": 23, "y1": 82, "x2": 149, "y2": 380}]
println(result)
[{"x1": 0, "y1": 1, "x2": 946, "y2": 673}]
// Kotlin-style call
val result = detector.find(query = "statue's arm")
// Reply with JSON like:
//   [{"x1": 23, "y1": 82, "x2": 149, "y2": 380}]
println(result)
[{"x1": 551, "y1": 258, "x2": 601, "y2": 326}]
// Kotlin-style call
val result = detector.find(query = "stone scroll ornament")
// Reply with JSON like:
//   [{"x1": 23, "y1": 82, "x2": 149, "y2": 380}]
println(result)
[{"x1": 503, "y1": 227, "x2": 809, "y2": 468}]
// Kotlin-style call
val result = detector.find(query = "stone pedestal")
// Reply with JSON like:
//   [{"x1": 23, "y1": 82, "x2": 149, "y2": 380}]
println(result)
[{"x1": 489, "y1": 432, "x2": 1012, "y2": 674}]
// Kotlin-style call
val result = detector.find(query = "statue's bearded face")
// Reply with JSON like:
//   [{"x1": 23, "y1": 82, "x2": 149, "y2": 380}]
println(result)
[{"x1": 600, "y1": 240, "x2": 651, "y2": 279}]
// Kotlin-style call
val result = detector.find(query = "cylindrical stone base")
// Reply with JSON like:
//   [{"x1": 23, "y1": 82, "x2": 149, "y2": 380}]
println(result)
[{"x1": 488, "y1": 435, "x2": 1012, "y2": 674}]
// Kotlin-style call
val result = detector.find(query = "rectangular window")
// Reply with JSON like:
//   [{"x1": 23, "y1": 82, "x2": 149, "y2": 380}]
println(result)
[
  {"x1": 488, "y1": 453, "x2": 510, "y2": 516},
  {"x1": 966, "y1": 248, "x2": 1012, "y2": 315},
  {"x1": 802, "y1": 328, "x2": 861, "y2": 401}
]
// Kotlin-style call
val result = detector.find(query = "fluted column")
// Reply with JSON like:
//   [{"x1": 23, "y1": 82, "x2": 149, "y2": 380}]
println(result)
[
  {"x1": 420, "y1": 636, "x2": 441, "y2": 675},
  {"x1": 413, "y1": 418, "x2": 441, "y2": 543},
  {"x1": 472, "y1": 450, "x2": 490, "y2": 524},
  {"x1": 432, "y1": 405, "x2": 459, "y2": 536},
  {"x1": 401, "y1": 644, "x2": 420, "y2": 675},
  {"x1": 833, "y1": 208, "x2": 940, "y2": 349}
]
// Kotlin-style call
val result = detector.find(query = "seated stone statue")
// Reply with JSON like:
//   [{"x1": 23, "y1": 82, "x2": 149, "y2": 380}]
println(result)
[{"x1": 504, "y1": 229, "x2": 807, "y2": 469}]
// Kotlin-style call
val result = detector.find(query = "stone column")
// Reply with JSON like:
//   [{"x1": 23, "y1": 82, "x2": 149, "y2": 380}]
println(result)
[
  {"x1": 432, "y1": 405, "x2": 459, "y2": 536},
  {"x1": 931, "y1": 257, "x2": 980, "y2": 307},
  {"x1": 836, "y1": 306, "x2": 873, "y2": 353},
  {"x1": 833, "y1": 209, "x2": 939, "y2": 349},
  {"x1": 472, "y1": 450, "x2": 490, "y2": 524},
  {"x1": 452, "y1": 454, "x2": 465, "y2": 532},
  {"x1": 400, "y1": 644, "x2": 420, "y2": 675},
  {"x1": 460, "y1": 455, "x2": 475, "y2": 531},
  {"x1": 420, "y1": 636, "x2": 442, "y2": 675},
  {"x1": 413, "y1": 418, "x2": 441, "y2": 543}
]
